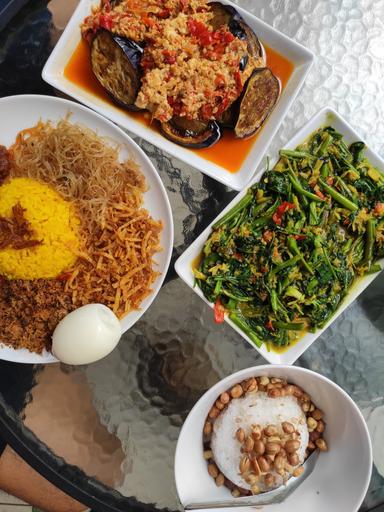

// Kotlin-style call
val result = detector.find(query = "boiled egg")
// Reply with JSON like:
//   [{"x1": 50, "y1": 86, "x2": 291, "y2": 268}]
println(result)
[{"x1": 52, "y1": 304, "x2": 121, "y2": 365}]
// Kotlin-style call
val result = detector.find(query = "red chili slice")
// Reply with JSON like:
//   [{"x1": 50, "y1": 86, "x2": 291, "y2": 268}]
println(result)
[
  {"x1": 294, "y1": 234, "x2": 306, "y2": 240},
  {"x1": 265, "y1": 319, "x2": 274, "y2": 331},
  {"x1": 214, "y1": 298, "x2": 225, "y2": 324},
  {"x1": 272, "y1": 201, "x2": 295, "y2": 226}
]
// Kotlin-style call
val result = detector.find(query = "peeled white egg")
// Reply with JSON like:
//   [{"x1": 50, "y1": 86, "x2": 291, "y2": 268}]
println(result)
[{"x1": 52, "y1": 304, "x2": 121, "y2": 365}]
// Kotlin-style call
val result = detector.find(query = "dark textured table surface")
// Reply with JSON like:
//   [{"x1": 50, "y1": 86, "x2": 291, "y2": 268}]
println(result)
[{"x1": 0, "y1": 0, "x2": 384, "y2": 511}]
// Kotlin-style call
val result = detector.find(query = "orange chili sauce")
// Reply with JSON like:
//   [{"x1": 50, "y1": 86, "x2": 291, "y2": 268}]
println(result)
[{"x1": 64, "y1": 39, "x2": 294, "y2": 173}]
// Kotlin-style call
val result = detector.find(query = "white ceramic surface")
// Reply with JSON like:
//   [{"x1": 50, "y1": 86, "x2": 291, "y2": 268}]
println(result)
[
  {"x1": 0, "y1": 94, "x2": 174, "y2": 364},
  {"x1": 42, "y1": 0, "x2": 314, "y2": 191},
  {"x1": 175, "y1": 365, "x2": 373, "y2": 512},
  {"x1": 175, "y1": 106, "x2": 384, "y2": 365}
]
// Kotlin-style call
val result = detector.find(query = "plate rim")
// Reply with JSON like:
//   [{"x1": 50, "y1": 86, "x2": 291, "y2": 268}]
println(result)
[{"x1": 0, "y1": 93, "x2": 174, "y2": 364}]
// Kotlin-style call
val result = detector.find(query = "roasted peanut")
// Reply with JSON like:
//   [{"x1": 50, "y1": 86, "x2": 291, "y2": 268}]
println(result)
[
  {"x1": 230, "y1": 384, "x2": 243, "y2": 398},
  {"x1": 204, "y1": 422, "x2": 212, "y2": 436},
  {"x1": 203, "y1": 450, "x2": 213, "y2": 460},
  {"x1": 215, "y1": 399, "x2": 224, "y2": 410},
  {"x1": 253, "y1": 439, "x2": 265, "y2": 455},
  {"x1": 278, "y1": 448, "x2": 287, "y2": 458},
  {"x1": 236, "y1": 428, "x2": 245, "y2": 443},
  {"x1": 259, "y1": 376, "x2": 270, "y2": 386},
  {"x1": 288, "y1": 452, "x2": 299, "y2": 466},
  {"x1": 307, "y1": 441, "x2": 316, "y2": 451},
  {"x1": 312, "y1": 408, "x2": 323, "y2": 420},
  {"x1": 301, "y1": 392, "x2": 311, "y2": 402},
  {"x1": 251, "y1": 425, "x2": 262, "y2": 440},
  {"x1": 252, "y1": 458, "x2": 261, "y2": 476},
  {"x1": 264, "y1": 425, "x2": 278, "y2": 437},
  {"x1": 220, "y1": 392, "x2": 230, "y2": 404},
  {"x1": 301, "y1": 402, "x2": 310, "y2": 412},
  {"x1": 264, "y1": 473, "x2": 275, "y2": 487},
  {"x1": 239, "y1": 455, "x2": 251, "y2": 474},
  {"x1": 271, "y1": 377, "x2": 283, "y2": 384},
  {"x1": 209, "y1": 406, "x2": 220, "y2": 419},
  {"x1": 244, "y1": 377, "x2": 258, "y2": 393},
  {"x1": 282, "y1": 421, "x2": 294, "y2": 434},
  {"x1": 244, "y1": 435, "x2": 254, "y2": 452},
  {"x1": 267, "y1": 436, "x2": 282, "y2": 444},
  {"x1": 246, "y1": 473, "x2": 259, "y2": 485},
  {"x1": 257, "y1": 455, "x2": 270, "y2": 473},
  {"x1": 315, "y1": 438, "x2": 328, "y2": 451},
  {"x1": 291, "y1": 385, "x2": 303, "y2": 398},
  {"x1": 307, "y1": 417, "x2": 318, "y2": 430},
  {"x1": 309, "y1": 403, "x2": 315, "y2": 412},
  {"x1": 284, "y1": 385, "x2": 295, "y2": 395},
  {"x1": 316, "y1": 420, "x2": 325, "y2": 433},
  {"x1": 215, "y1": 473, "x2": 225, "y2": 486},
  {"x1": 268, "y1": 388, "x2": 282, "y2": 398},
  {"x1": 285, "y1": 440, "x2": 300, "y2": 453},
  {"x1": 232, "y1": 489, "x2": 240, "y2": 498},
  {"x1": 293, "y1": 466, "x2": 304, "y2": 477},
  {"x1": 208, "y1": 463, "x2": 219, "y2": 478},
  {"x1": 251, "y1": 484, "x2": 260, "y2": 495},
  {"x1": 266, "y1": 442, "x2": 281, "y2": 455},
  {"x1": 309, "y1": 430, "x2": 321, "y2": 442},
  {"x1": 274, "y1": 454, "x2": 285, "y2": 470}
]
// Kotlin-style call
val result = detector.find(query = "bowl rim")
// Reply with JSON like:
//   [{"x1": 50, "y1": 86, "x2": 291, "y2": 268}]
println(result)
[
  {"x1": 174, "y1": 364, "x2": 373, "y2": 512},
  {"x1": 41, "y1": 0, "x2": 315, "y2": 191},
  {"x1": 0, "y1": 93, "x2": 174, "y2": 364},
  {"x1": 174, "y1": 105, "x2": 384, "y2": 365}
]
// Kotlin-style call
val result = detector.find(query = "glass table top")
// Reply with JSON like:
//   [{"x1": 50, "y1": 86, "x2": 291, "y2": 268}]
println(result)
[{"x1": 0, "y1": 0, "x2": 383, "y2": 510}]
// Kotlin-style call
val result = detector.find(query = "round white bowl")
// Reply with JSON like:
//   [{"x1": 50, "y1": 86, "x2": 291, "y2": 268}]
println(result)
[
  {"x1": 175, "y1": 365, "x2": 372, "y2": 512},
  {"x1": 0, "y1": 94, "x2": 174, "y2": 364}
]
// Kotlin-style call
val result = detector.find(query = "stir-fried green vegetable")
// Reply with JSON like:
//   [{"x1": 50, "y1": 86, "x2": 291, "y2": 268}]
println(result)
[{"x1": 195, "y1": 127, "x2": 384, "y2": 350}]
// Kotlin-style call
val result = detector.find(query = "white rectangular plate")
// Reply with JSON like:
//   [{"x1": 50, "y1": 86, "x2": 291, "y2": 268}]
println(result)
[
  {"x1": 42, "y1": 0, "x2": 314, "y2": 191},
  {"x1": 175, "y1": 107, "x2": 384, "y2": 365}
]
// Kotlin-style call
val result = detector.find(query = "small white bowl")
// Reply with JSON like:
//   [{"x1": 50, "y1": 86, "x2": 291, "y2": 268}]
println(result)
[
  {"x1": 175, "y1": 365, "x2": 372, "y2": 512},
  {"x1": 42, "y1": 0, "x2": 314, "y2": 191},
  {"x1": 174, "y1": 106, "x2": 384, "y2": 365}
]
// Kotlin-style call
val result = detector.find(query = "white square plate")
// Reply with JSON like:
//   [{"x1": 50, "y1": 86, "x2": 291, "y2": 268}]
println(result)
[
  {"x1": 42, "y1": 0, "x2": 314, "y2": 191},
  {"x1": 175, "y1": 107, "x2": 384, "y2": 365}
]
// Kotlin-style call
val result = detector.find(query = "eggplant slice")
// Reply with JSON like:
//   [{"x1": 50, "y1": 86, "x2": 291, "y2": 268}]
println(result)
[
  {"x1": 91, "y1": 30, "x2": 143, "y2": 109},
  {"x1": 160, "y1": 118, "x2": 221, "y2": 148},
  {"x1": 234, "y1": 68, "x2": 281, "y2": 139},
  {"x1": 238, "y1": 21, "x2": 265, "y2": 65}
]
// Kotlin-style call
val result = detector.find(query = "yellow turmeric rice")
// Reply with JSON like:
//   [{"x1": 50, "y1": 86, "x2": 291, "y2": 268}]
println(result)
[{"x1": 0, "y1": 177, "x2": 80, "y2": 280}]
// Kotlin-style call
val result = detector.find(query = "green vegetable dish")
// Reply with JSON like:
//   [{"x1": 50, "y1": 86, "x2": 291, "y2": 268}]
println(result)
[{"x1": 195, "y1": 127, "x2": 384, "y2": 351}]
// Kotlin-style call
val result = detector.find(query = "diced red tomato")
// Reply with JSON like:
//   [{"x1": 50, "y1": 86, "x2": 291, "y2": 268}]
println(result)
[
  {"x1": 214, "y1": 298, "x2": 225, "y2": 324},
  {"x1": 224, "y1": 31, "x2": 235, "y2": 43},
  {"x1": 99, "y1": 14, "x2": 113, "y2": 30},
  {"x1": 215, "y1": 74, "x2": 226, "y2": 87},
  {"x1": 141, "y1": 55, "x2": 155, "y2": 69},
  {"x1": 234, "y1": 71, "x2": 243, "y2": 93},
  {"x1": 201, "y1": 103, "x2": 214, "y2": 119},
  {"x1": 162, "y1": 49, "x2": 177, "y2": 64},
  {"x1": 158, "y1": 8, "x2": 170, "y2": 19},
  {"x1": 262, "y1": 230, "x2": 273, "y2": 243},
  {"x1": 374, "y1": 202, "x2": 384, "y2": 216},
  {"x1": 103, "y1": 0, "x2": 111, "y2": 12},
  {"x1": 272, "y1": 201, "x2": 295, "y2": 226},
  {"x1": 314, "y1": 186, "x2": 326, "y2": 200}
]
